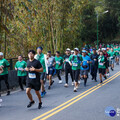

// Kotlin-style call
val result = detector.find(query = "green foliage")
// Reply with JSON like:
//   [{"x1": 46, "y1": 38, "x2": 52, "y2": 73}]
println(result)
[{"x1": 0, "y1": 0, "x2": 120, "y2": 58}]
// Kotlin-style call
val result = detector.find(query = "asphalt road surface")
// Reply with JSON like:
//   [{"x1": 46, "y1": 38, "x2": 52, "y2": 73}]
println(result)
[{"x1": 0, "y1": 64, "x2": 120, "y2": 120}]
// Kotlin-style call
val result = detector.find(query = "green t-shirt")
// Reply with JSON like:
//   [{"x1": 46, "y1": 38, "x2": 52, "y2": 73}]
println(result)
[
  {"x1": 55, "y1": 56, "x2": 63, "y2": 70},
  {"x1": 98, "y1": 55, "x2": 106, "y2": 69},
  {"x1": 35, "y1": 53, "x2": 46, "y2": 73},
  {"x1": 69, "y1": 54, "x2": 83, "y2": 70},
  {"x1": 15, "y1": 60, "x2": 27, "y2": 76},
  {"x1": 0, "y1": 58, "x2": 10, "y2": 75},
  {"x1": 114, "y1": 48, "x2": 119, "y2": 56},
  {"x1": 108, "y1": 51, "x2": 115, "y2": 59}
]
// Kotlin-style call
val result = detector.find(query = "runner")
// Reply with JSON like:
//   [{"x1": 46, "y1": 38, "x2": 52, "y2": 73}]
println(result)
[
  {"x1": 25, "y1": 50, "x2": 43, "y2": 109},
  {"x1": 15, "y1": 55, "x2": 27, "y2": 91},
  {"x1": 102, "y1": 48, "x2": 110, "y2": 77},
  {"x1": 46, "y1": 51, "x2": 55, "y2": 90},
  {"x1": 90, "y1": 48, "x2": 98, "y2": 82},
  {"x1": 55, "y1": 51, "x2": 63, "y2": 84},
  {"x1": 69, "y1": 48, "x2": 83, "y2": 92},
  {"x1": 114, "y1": 46, "x2": 119, "y2": 65},
  {"x1": 81, "y1": 50, "x2": 92, "y2": 87},
  {"x1": 98, "y1": 51, "x2": 107, "y2": 83},
  {"x1": 63, "y1": 48, "x2": 74, "y2": 87},
  {"x1": 35, "y1": 47, "x2": 46, "y2": 97},
  {"x1": 0, "y1": 52, "x2": 10, "y2": 96},
  {"x1": 108, "y1": 48, "x2": 115, "y2": 71}
]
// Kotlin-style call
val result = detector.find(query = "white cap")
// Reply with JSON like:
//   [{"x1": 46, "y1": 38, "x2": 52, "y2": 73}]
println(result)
[
  {"x1": 74, "y1": 48, "x2": 79, "y2": 51},
  {"x1": 102, "y1": 48, "x2": 106, "y2": 51},
  {"x1": 0, "y1": 52, "x2": 3, "y2": 56},
  {"x1": 66, "y1": 48, "x2": 71, "y2": 51},
  {"x1": 71, "y1": 50, "x2": 74, "y2": 53}
]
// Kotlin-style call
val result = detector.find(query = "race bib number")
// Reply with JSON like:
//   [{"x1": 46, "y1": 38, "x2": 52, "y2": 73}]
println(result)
[
  {"x1": 73, "y1": 63, "x2": 78, "y2": 67},
  {"x1": 99, "y1": 63, "x2": 104, "y2": 66},
  {"x1": 29, "y1": 73, "x2": 36, "y2": 79},
  {"x1": 47, "y1": 62, "x2": 52, "y2": 67},
  {"x1": 18, "y1": 68, "x2": 23, "y2": 71},
  {"x1": 65, "y1": 58, "x2": 69, "y2": 62},
  {"x1": 56, "y1": 61, "x2": 60, "y2": 64}
]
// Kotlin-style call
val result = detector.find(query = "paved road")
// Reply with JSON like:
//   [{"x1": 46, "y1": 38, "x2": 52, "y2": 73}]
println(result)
[{"x1": 0, "y1": 64, "x2": 120, "y2": 120}]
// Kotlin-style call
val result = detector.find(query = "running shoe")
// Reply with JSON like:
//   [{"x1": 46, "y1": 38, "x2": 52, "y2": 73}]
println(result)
[
  {"x1": 27, "y1": 101, "x2": 35, "y2": 108},
  {"x1": 64, "y1": 84, "x2": 69, "y2": 87},
  {"x1": 38, "y1": 102, "x2": 42, "y2": 109},
  {"x1": 59, "y1": 80, "x2": 63, "y2": 84}
]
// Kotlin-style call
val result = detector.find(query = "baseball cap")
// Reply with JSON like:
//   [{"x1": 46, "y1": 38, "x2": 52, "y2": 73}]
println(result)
[
  {"x1": 66, "y1": 48, "x2": 71, "y2": 51},
  {"x1": 82, "y1": 50, "x2": 86, "y2": 53},
  {"x1": 37, "y1": 46, "x2": 43, "y2": 51},
  {"x1": 74, "y1": 48, "x2": 79, "y2": 51}
]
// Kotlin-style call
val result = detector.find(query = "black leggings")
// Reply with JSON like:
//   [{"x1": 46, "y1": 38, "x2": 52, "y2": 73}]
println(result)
[
  {"x1": 56, "y1": 69, "x2": 61, "y2": 80},
  {"x1": 0, "y1": 74, "x2": 10, "y2": 92},
  {"x1": 90, "y1": 65, "x2": 98, "y2": 79},
  {"x1": 18, "y1": 76, "x2": 26, "y2": 90},
  {"x1": 72, "y1": 69, "x2": 80, "y2": 82},
  {"x1": 65, "y1": 68, "x2": 73, "y2": 84}
]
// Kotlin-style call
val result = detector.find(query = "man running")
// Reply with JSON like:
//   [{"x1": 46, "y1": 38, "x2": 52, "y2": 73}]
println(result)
[
  {"x1": 46, "y1": 51, "x2": 55, "y2": 90},
  {"x1": 98, "y1": 51, "x2": 107, "y2": 83},
  {"x1": 90, "y1": 48, "x2": 98, "y2": 82},
  {"x1": 55, "y1": 51, "x2": 63, "y2": 84},
  {"x1": 69, "y1": 48, "x2": 83, "y2": 92},
  {"x1": 25, "y1": 50, "x2": 43, "y2": 109},
  {"x1": 81, "y1": 50, "x2": 92, "y2": 87},
  {"x1": 15, "y1": 55, "x2": 27, "y2": 91},
  {"x1": 108, "y1": 48, "x2": 115, "y2": 71},
  {"x1": 103, "y1": 48, "x2": 110, "y2": 77},
  {"x1": 0, "y1": 52, "x2": 10, "y2": 96},
  {"x1": 35, "y1": 47, "x2": 46, "y2": 97},
  {"x1": 64, "y1": 48, "x2": 74, "y2": 87}
]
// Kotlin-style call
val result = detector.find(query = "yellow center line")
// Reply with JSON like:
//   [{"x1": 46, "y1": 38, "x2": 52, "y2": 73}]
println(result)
[
  {"x1": 33, "y1": 71, "x2": 120, "y2": 120},
  {"x1": 41, "y1": 73, "x2": 120, "y2": 120}
]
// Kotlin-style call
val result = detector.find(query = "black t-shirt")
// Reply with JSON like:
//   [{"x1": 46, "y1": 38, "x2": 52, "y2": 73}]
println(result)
[
  {"x1": 26, "y1": 59, "x2": 42, "y2": 83},
  {"x1": 64, "y1": 55, "x2": 71, "y2": 69}
]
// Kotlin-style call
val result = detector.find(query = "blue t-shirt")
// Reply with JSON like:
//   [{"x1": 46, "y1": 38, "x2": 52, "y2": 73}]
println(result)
[{"x1": 81, "y1": 55, "x2": 91, "y2": 70}]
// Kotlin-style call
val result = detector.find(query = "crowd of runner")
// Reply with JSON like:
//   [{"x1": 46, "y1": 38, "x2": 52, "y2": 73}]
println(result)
[{"x1": 0, "y1": 43, "x2": 120, "y2": 108}]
